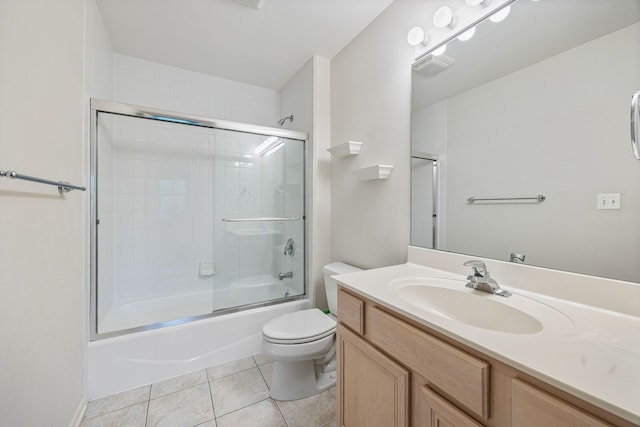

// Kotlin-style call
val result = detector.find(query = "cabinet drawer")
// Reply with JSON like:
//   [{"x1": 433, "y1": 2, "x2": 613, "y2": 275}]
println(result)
[
  {"x1": 368, "y1": 307, "x2": 489, "y2": 419},
  {"x1": 512, "y1": 379, "x2": 613, "y2": 427},
  {"x1": 338, "y1": 289, "x2": 364, "y2": 334}
]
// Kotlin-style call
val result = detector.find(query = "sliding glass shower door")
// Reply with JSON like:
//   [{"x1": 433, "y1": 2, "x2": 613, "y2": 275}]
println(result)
[{"x1": 91, "y1": 101, "x2": 306, "y2": 339}]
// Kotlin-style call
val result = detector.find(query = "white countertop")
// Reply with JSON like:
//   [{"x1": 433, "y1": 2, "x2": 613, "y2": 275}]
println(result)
[{"x1": 334, "y1": 262, "x2": 640, "y2": 425}]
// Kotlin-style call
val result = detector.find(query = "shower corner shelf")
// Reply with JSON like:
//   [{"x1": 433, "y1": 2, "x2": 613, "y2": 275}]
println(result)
[
  {"x1": 327, "y1": 141, "x2": 363, "y2": 158},
  {"x1": 353, "y1": 164, "x2": 394, "y2": 181}
]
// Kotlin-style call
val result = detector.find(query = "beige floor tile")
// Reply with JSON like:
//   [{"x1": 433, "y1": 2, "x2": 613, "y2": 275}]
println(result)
[
  {"x1": 207, "y1": 356, "x2": 256, "y2": 380},
  {"x1": 252, "y1": 352, "x2": 273, "y2": 366},
  {"x1": 328, "y1": 386, "x2": 336, "y2": 398},
  {"x1": 150, "y1": 369, "x2": 208, "y2": 399},
  {"x1": 216, "y1": 399, "x2": 286, "y2": 427},
  {"x1": 84, "y1": 385, "x2": 150, "y2": 419},
  {"x1": 147, "y1": 382, "x2": 214, "y2": 427},
  {"x1": 209, "y1": 367, "x2": 270, "y2": 416},
  {"x1": 80, "y1": 402, "x2": 147, "y2": 427},
  {"x1": 276, "y1": 390, "x2": 337, "y2": 427},
  {"x1": 257, "y1": 361, "x2": 274, "y2": 389},
  {"x1": 321, "y1": 421, "x2": 337, "y2": 427},
  {"x1": 195, "y1": 420, "x2": 217, "y2": 427}
]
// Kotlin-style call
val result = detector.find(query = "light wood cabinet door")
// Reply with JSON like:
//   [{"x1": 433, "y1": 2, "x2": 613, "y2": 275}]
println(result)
[
  {"x1": 421, "y1": 386, "x2": 484, "y2": 427},
  {"x1": 337, "y1": 324, "x2": 409, "y2": 427},
  {"x1": 512, "y1": 379, "x2": 613, "y2": 427}
]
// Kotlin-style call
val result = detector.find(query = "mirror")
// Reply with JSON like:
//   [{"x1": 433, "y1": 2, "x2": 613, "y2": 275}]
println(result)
[{"x1": 411, "y1": 0, "x2": 640, "y2": 283}]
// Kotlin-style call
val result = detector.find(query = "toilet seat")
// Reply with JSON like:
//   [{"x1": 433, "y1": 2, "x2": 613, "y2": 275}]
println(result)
[{"x1": 263, "y1": 308, "x2": 336, "y2": 344}]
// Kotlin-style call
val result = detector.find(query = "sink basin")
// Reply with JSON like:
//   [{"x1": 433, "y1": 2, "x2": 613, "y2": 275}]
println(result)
[{"x1": 390, "y1": 277, "x2": 570, "y2": 334}]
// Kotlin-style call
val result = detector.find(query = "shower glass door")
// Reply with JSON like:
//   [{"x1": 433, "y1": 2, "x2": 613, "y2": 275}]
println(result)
[
  {"x1": 91, "y1": 101, "x2": 306, "y2": 339},
  {"x1": 213, "y1": 130, "x2": 305, "y2": 312}
]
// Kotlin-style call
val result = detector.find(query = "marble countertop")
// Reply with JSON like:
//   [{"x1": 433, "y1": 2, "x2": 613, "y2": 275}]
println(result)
[{"x1": 334, "y1": 262, "x2": 640, "y2": 425}]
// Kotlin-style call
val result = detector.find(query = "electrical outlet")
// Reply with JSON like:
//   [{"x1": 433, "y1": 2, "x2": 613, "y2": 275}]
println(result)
[{"x1": 597, "y1": 193, "x2": 621, "y2": 210}]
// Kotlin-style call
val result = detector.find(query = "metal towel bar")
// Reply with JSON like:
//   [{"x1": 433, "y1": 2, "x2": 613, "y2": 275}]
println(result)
[
  {"x1": 467, "y1": 194, "x2": 546, "y2": 204},
  {"x1": 0, "y1": 170, "x2": 86, "y2": 194},
  {"x1": 222, "y1": 217, "x2": 302, "y2": 222}
]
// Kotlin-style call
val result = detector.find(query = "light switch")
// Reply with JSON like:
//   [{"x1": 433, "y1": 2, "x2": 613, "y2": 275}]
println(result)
[{"x1": 596, "y1": 193, "x2": 621, "y2": 210}]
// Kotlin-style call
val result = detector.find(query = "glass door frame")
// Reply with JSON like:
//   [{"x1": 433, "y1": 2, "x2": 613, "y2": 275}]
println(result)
[
  {"x1": 89, "y1": 99, "x2": 309, "y2": 341},
  {"x1": 410, "y1": 151, "x2": 439, "y2": 250}
]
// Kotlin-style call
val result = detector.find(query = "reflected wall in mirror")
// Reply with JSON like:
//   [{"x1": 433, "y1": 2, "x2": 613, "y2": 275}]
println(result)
[{"x1": 411, "y1": 0, "x2": 640, "y2": 282}]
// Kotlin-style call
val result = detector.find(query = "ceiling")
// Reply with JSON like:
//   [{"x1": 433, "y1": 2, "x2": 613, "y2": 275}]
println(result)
[
  {"x1": 96, "y1": 0, "x2": 394, "y2": 90},
  {"x1": 412, "y1": 0, "x2": 640, "y2": 110}
]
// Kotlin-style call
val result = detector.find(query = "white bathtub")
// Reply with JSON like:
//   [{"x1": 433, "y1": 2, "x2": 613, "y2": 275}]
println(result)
[
  {"x1": 87, "y1": 298, "x2": 309, "y2": 399},
  {"x1": 99, "y1": 277, "x2": 292, "y2": 334}
]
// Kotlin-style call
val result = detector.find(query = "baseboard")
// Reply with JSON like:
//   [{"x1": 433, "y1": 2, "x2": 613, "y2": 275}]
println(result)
[{"x1": 69, "y1": 397, "x2": 87, "y2": 427}]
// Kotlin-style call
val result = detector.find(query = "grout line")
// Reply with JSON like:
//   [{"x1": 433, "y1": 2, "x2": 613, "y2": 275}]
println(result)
[
  {"x1": 148, "y1": 373, "x2": 209, "y2": 401},
  {"x1": 273, "y1": 398, "x2": 290, "y2": 427},
  {"x1": 144, "y1": 383, "x2": 151, "y2": 427},
  {"x1": 144, "y1": 400, "x2": 150, "y2": 427},
  {"x1": 256, "y1": 363, "x2": 271, "y2": 389},
  {"x1": 207, "y1": 378, "x2": 217, "y2": 422}
]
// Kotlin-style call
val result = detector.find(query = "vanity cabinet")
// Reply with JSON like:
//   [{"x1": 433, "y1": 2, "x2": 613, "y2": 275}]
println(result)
[
  {"x1": 336, "y1": 287, "x2": 631, "y2": 427},
  {"x1": 337, "y1": 324, "x2": 409, "y2": 426}
]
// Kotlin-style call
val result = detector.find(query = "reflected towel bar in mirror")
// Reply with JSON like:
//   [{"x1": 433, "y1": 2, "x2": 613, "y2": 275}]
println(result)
[
  {"x1": 0, "y1": 169, "x2": 86, "y2": 194},
  {"x1": 222, "y1": 217, "x2": 302, "y2": 222},
  {"x1": 466, "y1": 194, "x2": 546, "y2": 204}
]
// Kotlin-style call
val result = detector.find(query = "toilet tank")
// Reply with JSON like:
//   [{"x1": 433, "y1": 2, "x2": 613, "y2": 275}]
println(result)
[{"x1": 323, "y1": 262, "x2": 362, "y2": 316}]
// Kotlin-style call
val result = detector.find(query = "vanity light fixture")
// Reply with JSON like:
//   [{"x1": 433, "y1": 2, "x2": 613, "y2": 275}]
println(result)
[
  {"x1": 432, "y1": 45, "x2": 447, "y2": 56},
  {"x1": 489, "y1": 5, "x2": 511, "y2": 22},
  {"x1": 407, "y1": 26, "x2": 428, "y2": 47},
  {"x1": 457, "y1": 26, "x2": 476, "y2": 41},
  {"x1": 433, "y1": 6, "x2": 456, "y2": 29},
  {"x1": 409, "y1": 0, "x2": 519, "y2": 62}
]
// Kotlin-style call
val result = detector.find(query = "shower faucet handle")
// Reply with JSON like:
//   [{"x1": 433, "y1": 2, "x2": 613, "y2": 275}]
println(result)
[{"x1": 284, "y1": 238, "x2": 295, "y2": 256}]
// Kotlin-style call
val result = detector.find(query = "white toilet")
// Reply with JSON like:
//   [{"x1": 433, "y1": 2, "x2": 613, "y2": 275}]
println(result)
[{"x1": 262, "y1": 262, "x2": 362, "y2": 401}]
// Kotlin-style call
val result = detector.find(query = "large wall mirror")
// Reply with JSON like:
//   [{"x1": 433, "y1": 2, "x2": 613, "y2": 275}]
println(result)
[{"x1": 411, "y1": 0, "x2": 640, "y2": 283}]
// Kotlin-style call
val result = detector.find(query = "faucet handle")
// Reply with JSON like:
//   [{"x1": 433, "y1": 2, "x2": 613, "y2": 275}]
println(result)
[{"x1": 463, "y1": 260, "x2": 487, "y2": 277}]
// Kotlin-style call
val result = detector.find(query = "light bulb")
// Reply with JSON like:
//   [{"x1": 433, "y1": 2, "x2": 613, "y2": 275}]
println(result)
[
  {"x1": 433, "y1": 7, "x2": 455, "y2": 29},
  {"x1": 432, "y1": 45, "x2": 447, "y2": 56},
  {"x1": 457, "y1": 27, "x2": 476, "y2": 41},
  {"x1": 489, "y1": 5, "x2": 511, "y2": 22},
  {"x1": 407, "y1": 26, "x2": 427, "y2": 47}
]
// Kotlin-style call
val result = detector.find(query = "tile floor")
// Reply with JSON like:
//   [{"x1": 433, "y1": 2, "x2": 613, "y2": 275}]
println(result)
[{"x1": 81, "y1": 354, "x2": 337, "y2": 427}]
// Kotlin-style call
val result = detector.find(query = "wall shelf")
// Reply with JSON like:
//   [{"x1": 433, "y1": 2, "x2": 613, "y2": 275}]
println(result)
[
  {"x1": 327, "y1": 141, "x2": 363, "y2": 158},
  {"x1": 353, "y1": 165, "x2": 394, "y2": 181}
]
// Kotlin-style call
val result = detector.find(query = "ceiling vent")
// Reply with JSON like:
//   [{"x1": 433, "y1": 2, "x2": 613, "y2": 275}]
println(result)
[{"x1": 412, "y1": 54, "x2": 455, "y2": 77}]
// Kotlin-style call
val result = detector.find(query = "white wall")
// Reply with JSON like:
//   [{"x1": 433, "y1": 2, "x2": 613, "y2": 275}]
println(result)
[
  {"x1": 330, "y1": 1, "x2": 421, "y2": 269},
  {"x1": 113, "y1": 54, "x2": 280, "y2": 127},
  {"x1": 0, "y1": 0, "x2": 86, "y2": 424},
  {"x1": 441, "y1": 23, "x2": 640, "y2": 282},
  {"x1": 279, "y1": 56, "x2": 332, "y2": 309}
]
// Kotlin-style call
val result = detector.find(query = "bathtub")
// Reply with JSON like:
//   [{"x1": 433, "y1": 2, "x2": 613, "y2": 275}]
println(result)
[
  {"x1": 98, "y1": 277, "x2": 293, "y2": 334},
  {"x1": 87, "y1": 297, "x2": 309, "y2": 399}
]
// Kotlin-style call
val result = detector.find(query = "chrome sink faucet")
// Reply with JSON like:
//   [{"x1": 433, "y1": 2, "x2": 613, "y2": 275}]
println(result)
[{"x1": 463, "y1": 260, "x2": 511, "y2": 297}]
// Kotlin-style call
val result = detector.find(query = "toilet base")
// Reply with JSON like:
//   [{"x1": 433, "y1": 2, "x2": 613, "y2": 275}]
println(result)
[{"x1": 269, "y1": 358, "x2": 336, "y2": 401}]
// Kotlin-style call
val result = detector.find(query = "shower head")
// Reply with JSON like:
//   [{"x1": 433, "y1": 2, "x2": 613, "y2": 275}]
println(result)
[{"x1": 277, "y1": 114, "x2": 294, "y2": 127}]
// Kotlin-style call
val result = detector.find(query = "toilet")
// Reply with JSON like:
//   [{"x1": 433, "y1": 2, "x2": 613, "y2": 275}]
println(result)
[{"x1": 262, "y1": 262, "x2": 362, "y2": 401}]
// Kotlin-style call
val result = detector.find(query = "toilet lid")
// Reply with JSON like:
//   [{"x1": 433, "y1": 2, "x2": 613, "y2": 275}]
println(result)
[{"x1": 263, "y1": 308, "x2": 336, "y2": 342}]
